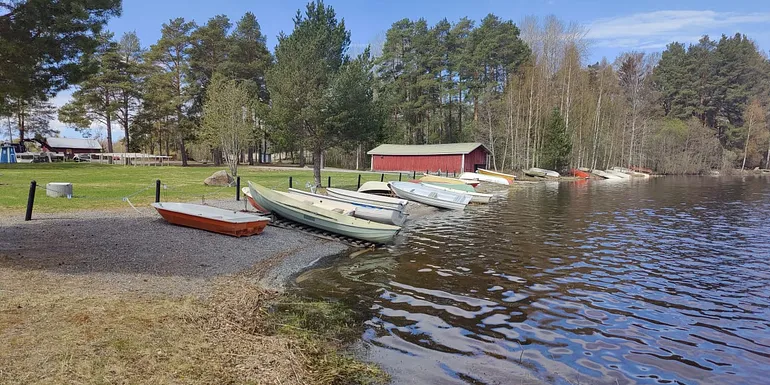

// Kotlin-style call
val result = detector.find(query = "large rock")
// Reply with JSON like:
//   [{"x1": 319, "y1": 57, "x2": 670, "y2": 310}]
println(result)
[{"x1": 204, "y1": 170, "x2": 234, "y2": 186}]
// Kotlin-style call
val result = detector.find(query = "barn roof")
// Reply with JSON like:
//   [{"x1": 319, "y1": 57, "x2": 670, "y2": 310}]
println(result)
[
  {"x1": 367, "y1": 142, "x2": 489, "y2": 156},
  {"x1": 46, "y1": 137, "x2": 102, "y2": 150}
]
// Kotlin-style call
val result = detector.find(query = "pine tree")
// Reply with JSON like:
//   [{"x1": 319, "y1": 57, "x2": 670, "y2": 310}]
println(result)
[
  {"x1": 58, "y1": 33, "x2": 123, "y2": 152},
  {"x1": 146, "y1": 18, "x2": 196, "y2": 165},
  {"x1": 542, "y1": 108, "x2": 571, "y2": 171}
]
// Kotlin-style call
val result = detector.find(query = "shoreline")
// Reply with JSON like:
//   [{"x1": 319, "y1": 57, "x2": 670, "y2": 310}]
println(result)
[
  {"x1": 0, "y1": 201, "x2": 391, "y2": 384},
  {"x1": 0, "y1": 200, "x2": 350, "y2": 295}
]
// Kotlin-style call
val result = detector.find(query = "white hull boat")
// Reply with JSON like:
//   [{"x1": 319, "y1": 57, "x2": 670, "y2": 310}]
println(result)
[
  {"x1": 605, "y1": 169, "x2": 631, "y2": 179},
  {"x1": 288, "y1": 188, "x2": 407, "y2": 226},
  {"x1": 590, "y1": 169, "x2": 622, "y2": 179},
  {"x1": 249, "y1": 182, "x2": 400, "y2": 244},
  {"x1": 326, "y1": 187, "x2": 408, "y2": 212},
  {"x1": 530, "y1": 167, "x2": 560, "y2": 178},
  {"x1": 420, "y1": 183, "x2": 492, "y2": 204},
  {"x1": 389, "y1": 181, "x2": 471, "y2": 210},
  {"x1": 458, "y1": 172, "x2": 511, "y2": 186},
  {"x1": 357, "y1": 181, "x2": 392, "y2": 195}
]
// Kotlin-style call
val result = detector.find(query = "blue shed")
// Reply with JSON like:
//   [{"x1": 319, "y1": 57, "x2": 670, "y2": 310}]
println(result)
[{"x1": 0, "y1": 144, "x2": 17, "y2": 164}]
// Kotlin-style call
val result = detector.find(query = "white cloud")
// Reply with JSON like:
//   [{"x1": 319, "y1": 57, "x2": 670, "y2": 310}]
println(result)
[{"x1": 586, "y1": 10, "x2": 770, "y2": 49}]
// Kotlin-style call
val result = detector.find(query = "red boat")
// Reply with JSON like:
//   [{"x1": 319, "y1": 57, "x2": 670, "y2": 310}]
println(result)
[
  {"x1": 571, "y1": 169, "x2": 591, "y2": 179},
  {"x1": 152, "y1": 202, "x2": 270, "y2": 237}
]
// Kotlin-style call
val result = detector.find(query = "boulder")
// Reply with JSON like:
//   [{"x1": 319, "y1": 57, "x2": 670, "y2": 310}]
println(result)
[{"x1": 204, "y1": 170, "x2": 234, "y2": 186}]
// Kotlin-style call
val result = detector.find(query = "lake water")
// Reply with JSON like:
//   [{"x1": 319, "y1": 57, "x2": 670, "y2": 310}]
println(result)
[{"x1": 296, "y1": 176, "x2": 770, "y2": 385}]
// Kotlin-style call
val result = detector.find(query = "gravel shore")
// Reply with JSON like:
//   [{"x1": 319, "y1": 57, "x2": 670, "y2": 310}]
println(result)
[{"x1": 0, "y1": 200, "x2": 348, "y2": 296}]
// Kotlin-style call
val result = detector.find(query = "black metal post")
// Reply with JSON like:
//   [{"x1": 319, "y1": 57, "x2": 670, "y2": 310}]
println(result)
[
  {"x1": 381, "y1": 173, "x2": 385, "y2": 182},
  {"x1": 155, "y1": 179, "x2": 161, "y2": 203},
  {"x1": 357, "y1": 174, "x2": 361, "y2": 190},
  {"x1": 327, "y1": 176, "x2": 331, "y2": 188},
  {"x1": 413, "y1": 171, "x2": 416, "y2": 179},
  {"x1": 25, "y1": 180, "x2": 36, "y2": 221},
  {"x1": 289, "y1": 176, "x2": 293, "y2": 189},
  {"x1": 398, "y1": 173, "x2": 402, "y2": 181},
  {"x1": 236, "y1": 176, "x2": 241, "y2": 201}
]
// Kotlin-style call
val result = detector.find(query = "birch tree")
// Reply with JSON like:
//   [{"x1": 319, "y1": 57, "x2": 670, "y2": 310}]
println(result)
[{"x1": 201, "y1": 76, "x2": 253, "y2": 176}]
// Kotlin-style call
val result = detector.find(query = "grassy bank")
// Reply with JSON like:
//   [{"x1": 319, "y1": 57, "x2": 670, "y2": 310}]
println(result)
[
  {"x1": 0, "y1": 163, "x2": 408, "y2": 213},
  {"x1": 0, "y1": 269, "x2": 386, "y2": 385}
]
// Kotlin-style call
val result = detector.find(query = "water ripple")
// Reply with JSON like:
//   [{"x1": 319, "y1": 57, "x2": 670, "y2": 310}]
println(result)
[{"x1": 298, "y1": 176, "x2": 770, "y2": 385}]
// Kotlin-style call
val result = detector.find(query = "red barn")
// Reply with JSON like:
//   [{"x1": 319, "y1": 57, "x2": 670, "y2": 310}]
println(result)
[{"x1": 367, "y1": 143, "x2": 490, "y2": 174}]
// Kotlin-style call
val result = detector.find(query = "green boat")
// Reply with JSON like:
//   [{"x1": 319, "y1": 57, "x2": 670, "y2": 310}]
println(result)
[{"x1": 248, "y1": 182, "x2": 401, "y2": 244}]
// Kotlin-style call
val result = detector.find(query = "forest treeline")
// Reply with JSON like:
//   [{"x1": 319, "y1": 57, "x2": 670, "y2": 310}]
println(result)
[{"x1": 2, "y1": 0, "x2": 769, "y2": 181}]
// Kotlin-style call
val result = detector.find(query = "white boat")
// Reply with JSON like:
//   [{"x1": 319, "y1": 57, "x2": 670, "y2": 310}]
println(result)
[
  {"x1": 612, "y1": 167, "x2": 649, "y2": 178},
  {"x1": 249, "y1": 182, "x2": 401, "y2": 244},
  {"x1": 458, "y1": 172, "x2": 511, "y2": 186},
  {"x1": 420, "y1": 183, "x2": 492, "y2": 204},
  {"x1": 288, "y1": 188, "x2": 406, "y2": 226},
  {"x1": 152, "y1": 202, "x2": 270, "y2": 237},
  {"x1": 530, "y1": 167, "x2": 560, "y2": 178},
  {"x1": 357, "y1": 181, "x2": 391, "y2": 195},
  {"x1": 590, "y1": 169, "x2": 622, "y2": 179},
  {"x1": 326, "y1": 187, "x2": 408, "y2": 212},
  {"x1": 389, "y1": 181, "x2": 471, "y2": 210},
  {"x1": 605, "y1": 169, "x2": 631, "y2": 179}
]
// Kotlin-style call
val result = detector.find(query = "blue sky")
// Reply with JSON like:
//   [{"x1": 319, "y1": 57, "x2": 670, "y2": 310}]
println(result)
[{"x1": 47, "y1": 0, "x2": 770, "y2": 140}]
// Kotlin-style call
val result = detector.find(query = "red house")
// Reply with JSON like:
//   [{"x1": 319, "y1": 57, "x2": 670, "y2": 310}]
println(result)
[{"x1": 367, "y1": 142, "x2": 490, "y2": 174}]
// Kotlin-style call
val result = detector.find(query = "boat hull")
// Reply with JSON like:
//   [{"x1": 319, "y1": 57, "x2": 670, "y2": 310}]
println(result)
[
  {"x1": 590, "y1": 170, "x2": 621, "y2": 179},
  {"x1": 571, "y1": 169, "x2": 591, "y2": 178},
  {"x1": 326, "y1": 188, "x2": 407, "y2": 212},
  {"x1": 605, "y1": 169, "x2": 631, "y2": 179},
  {"x1": 524, "y1": 170, "x2": 547, "y2": 178},
  {"x1": 419, "y1": 183, "x2": 492, "y2": 204},
  {"x1": 458, "y1": 172, "x2": 511, "y2": 186},
  {"x1": 152, "y1": 203, "x2": 269, "y2": 237},
  {"x1": 288, "y1": 188, "x2": 406, "y2": 226},
  {"x1": 529, "y1": 167, "x2": 560, "y2": 178},
  {"x1": 357, "y1": 181, "x2": 392, "y2": 195},
  {"x1": 390, "y1": 182, "x2": 471, "y2": 210},
  {"x1": 478, "y1": 168, "x2": 516, "y2": 182},
  {"x1": 250, "y1": 183, "x2": 400, "y2": 244},
  {"x1": 420, "y1": 175, "x2": 479, "y2": 187}
]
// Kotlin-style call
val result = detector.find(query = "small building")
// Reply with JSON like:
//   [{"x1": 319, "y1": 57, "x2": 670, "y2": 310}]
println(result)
[
  {"x1": 367, "y1": 142, "x2": 490, "y2": 174},
  {"x1": 1, "y1": 144, "x2": 17, "y2": 164},
  {"x1": 43, "y1": 137, "x2": 102, "y2": 159}
]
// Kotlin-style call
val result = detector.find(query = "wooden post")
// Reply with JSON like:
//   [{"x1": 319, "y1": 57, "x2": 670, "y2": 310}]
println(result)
[
  {"x1": 25, "y1": 180, "x2": 36, "y2": 221},
  {"x1": 155, "y1": 179, "x2": 161, "y2": 203},
  {"x1": 236, "y1": 176, "x2": 241, "y2": 201}
]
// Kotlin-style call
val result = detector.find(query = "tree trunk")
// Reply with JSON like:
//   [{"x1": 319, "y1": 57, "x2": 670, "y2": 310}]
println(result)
[
  {"x1": 17, "y1": 101, "x2": 25, "y2": 144},
  {"x1": 742, "y1": 117, "x2": 752, "y2": 171},
  {"x1": 248, "y1": 146, "x2": 254, "y2": 165},
  {"x1": 298, "y1": 147, "x2": 306, "y2": 167},
  {"x1": 312, "y1": 146, "x2": 322, "y2": 187},
  {"x1": 766, "y1": 129, "x2": 770, "y2": 168},
  {"x1": 106, "y1": 91, "x2": 114, "y2": 154},
  {"x1": 123, "y1": 93, "x2": 131, "y2": 152},
  {"x1": 356, "y1": 143, "x2": 361, "y2": 170}
]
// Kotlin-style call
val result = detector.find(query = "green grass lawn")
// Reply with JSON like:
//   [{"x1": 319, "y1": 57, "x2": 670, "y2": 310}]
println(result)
[{"x1": 0, "y1": 163, "x2": 409, "y2": 213}]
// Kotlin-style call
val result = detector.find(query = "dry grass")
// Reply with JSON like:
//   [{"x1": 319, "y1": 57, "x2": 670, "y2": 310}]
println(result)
[{"x1": 0, "y1": 269, "x2": 386, "y2": 385}]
